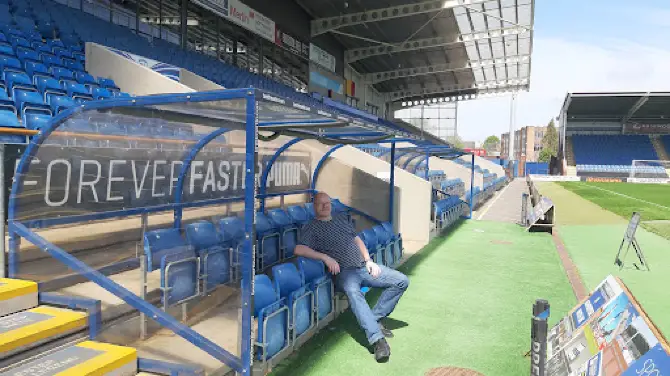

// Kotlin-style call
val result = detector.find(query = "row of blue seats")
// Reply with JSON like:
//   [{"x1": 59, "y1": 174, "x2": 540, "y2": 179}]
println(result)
[
  {"x1": 0, "y1": 25, "x2": 131, "y2": 131},
  {"x1": 254, "y1": 257, "x2": 334, "y2": 362},
  {"x1": 440, "y1": 178, "x2": 465, "y2": 197},
  {"x1": 572, "y1": 135, "x2": 659, "y2": 166},
  {"x1": 359, "y1": 223, "x2": 403, "y2": 268},
  {"x1": 433, "y1": 196, "x2": 467, "y2": 231},
  {"x1": 36, "y1": 0, "x2": 386, "y2": 123},
  {"x1": 0, "y1": 1, "x2": 59, "y2": 40},
  {"x1": 576, "y1": 164, "x2": 666, "y2": 173}
]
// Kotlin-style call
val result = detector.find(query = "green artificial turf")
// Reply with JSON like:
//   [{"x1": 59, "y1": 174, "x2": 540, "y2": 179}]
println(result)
[
  {"x1": 559, "y1": 224, "x2": 670, "y2": 339},
  {"x1": 535, "y1": 182, "x2": 670, "y2": 339},
  {"x1": 556, "y1": 182, "x2": 670, "y2": 240},
  {"x1": 270, "y1": 220, "x2": 575, "y2": 376}
]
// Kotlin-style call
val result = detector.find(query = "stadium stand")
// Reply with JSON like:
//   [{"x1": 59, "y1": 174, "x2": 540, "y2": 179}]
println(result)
[
  {"x1": 572, "y1": 135, "x2": 667, "y2": 177},
  {"x1": 0, "y1": 3, "x2": 132, "y2": 132},
  {"x1": 0, "y1": 0, "x2": 343, "y2": 115},
  {"x1": 663, "y1": 135, "x2": 670, "y2": 157}
]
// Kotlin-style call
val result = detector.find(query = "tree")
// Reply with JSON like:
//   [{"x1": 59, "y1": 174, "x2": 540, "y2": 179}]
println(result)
[
  {"x1": 538, "y1": 148, "x2": 553, "y2": 163},
  {"x1": 447, "y1": 135, "x2": 464, "y2": 149},
  {"x1": 482, "y1": 135, "x2": 500, "y2": 152},
  {"x1": 538, "y1": 119, "x2": 559, "y2": 163}
]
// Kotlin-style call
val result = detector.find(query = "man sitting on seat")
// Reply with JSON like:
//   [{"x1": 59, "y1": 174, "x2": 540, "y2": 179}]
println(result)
[{"x1": 294, "y1": 192, "x2": 409, "y2": 362}]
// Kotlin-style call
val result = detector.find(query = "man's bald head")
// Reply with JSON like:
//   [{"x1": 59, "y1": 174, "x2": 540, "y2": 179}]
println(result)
[{"x1": 313, "y1": 192, "x2": 332, "y2": 220}]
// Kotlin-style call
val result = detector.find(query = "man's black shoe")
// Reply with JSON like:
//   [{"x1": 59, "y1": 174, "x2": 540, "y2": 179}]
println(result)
[
  {"x1": 374, "y1": 338, "x2": 390, "y2": 362},
  {"x1": 380, "y1": 323, "x2": 394, "y2": 338}
]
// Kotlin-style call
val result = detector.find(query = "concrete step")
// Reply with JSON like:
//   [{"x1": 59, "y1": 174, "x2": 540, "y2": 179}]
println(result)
[
  {"x1": 0, "y1": 279, "x2": 38, "y2": 317},
  {"x1": 0, "y1": 340, "x2": 137, "y2": 375},
  {"x1": 0, "y1": 306, "x2": 88, "y2": 359}
]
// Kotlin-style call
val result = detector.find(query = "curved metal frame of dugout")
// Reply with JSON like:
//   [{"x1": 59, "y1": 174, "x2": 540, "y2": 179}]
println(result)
[{"x1": 5, "y1": 88, "x2": 471, "y2": 375}]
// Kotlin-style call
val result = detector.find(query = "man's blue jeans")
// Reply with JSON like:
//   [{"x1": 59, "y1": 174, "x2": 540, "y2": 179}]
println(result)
[{"x1": 336, "y1": 265, "x2": 409, "y2": 345}]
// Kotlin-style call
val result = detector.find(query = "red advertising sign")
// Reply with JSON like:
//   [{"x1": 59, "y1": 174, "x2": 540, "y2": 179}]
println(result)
[{"x1": 464, "y1": 148, "x2": 488, "y2": 156}]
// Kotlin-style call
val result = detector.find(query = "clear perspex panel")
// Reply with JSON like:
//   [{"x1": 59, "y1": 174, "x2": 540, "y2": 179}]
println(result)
[{"x1": 9, "y1": 91, "x2": 407, "y2": 372}]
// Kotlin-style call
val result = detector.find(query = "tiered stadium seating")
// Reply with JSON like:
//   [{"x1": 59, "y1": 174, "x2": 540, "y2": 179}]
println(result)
[
  {"x1": 572, "y1": 135, "x2": 666, "y2": 177},
  {"x1": 432, "y1": 196, "x2": 467, "y2": 232},
  {"x1": 440, "y1": 178, "x2": 465, "y2": 197},
  {"x1": 138, "y1": 197, "x2": 401, "y2": 369},
  {"x1": 3, "y1": 0, "x2": 365, "y2": 117},
  {"x1": 0, "y1": 1, "x2": 132, "y2": 132}
]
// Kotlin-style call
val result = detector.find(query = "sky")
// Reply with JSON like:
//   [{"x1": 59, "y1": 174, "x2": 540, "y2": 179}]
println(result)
[{"x1": 457, "y1": 0, "x2": 670, "y2": 144}]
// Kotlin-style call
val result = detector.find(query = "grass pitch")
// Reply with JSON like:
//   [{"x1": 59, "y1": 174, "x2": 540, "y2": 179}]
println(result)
[{"x1": 557, "y1": 182, "x2": 670, "y2": 240}]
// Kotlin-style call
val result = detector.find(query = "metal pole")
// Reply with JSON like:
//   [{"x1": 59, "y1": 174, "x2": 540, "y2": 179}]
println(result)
[
  {"x1": 424, "y1": 152, "x2": 430, "y2": 180},
  {"x1": 240, "y1": 91, "x2": 257, "y2": 376},
  {"x1": 135, "y1": 0, "x2": 140, "y2": 35},
  {"x1": 509, "y1": 93, "x2": 516, "y2": 161},
  {"x1": 139, "y1": 212, "x2": 148, "y2": 340},
  {"x1": 180, "y1": 0, "x2": 188, "y2": 49},
  {"x1": 389, "y1": 142, "x2": 396, "y2": 228},
  {"x1": 0, "y1": 144, "x2": 5, "y2": 278},
  {"x1": 468, "y1": 153, "x2": 475, "y2": 219}
]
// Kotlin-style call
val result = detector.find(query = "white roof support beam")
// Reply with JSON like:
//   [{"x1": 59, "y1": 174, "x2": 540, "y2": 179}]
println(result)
[
  {"x1": 386, "y1": 81, "x2": 530, "y2": 101},
  {"x1": 622, "y1": 93, "x2": 650, "y2": 124},
  {"x1": 365, "y1": 54, "x2": 530, "y2": 84},
  {"x1": 345, "y1": 26, "x2": 529, "y2": 63},
  {"x1": 311, "y1": 0, "x2": 488, "y2": 37}
]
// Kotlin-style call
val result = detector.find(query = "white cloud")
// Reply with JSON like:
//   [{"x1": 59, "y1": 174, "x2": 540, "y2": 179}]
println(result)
[{"x1": 457, "y1": 36, "x2": 670, "y2": 143}]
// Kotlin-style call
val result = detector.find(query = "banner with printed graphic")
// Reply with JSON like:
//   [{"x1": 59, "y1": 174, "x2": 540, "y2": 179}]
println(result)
[
  {"x1": 106, "y1": 47, "x2": 180, "y2": 82},
  {"x1": 14, "y1": 145, "x2": 311, "y2": 222},
  {"x1": 543, "y1": 275, "x2": 670, "y2": 376},
  {"x1": 623, "y1": 122, "x2": 670, "y2": 135},
  {"x1": 227, "y1": 0, "x2": 275, "y2": 42},
  {"x1": 310, "y1": 43, "x2": 336, "y2": 72},
  {"x1": 275, "y1": 28, "x2": 309, "y2": 60},
  {"x1": 191, "y1": 0, "x2": 275, "y2": 42}
]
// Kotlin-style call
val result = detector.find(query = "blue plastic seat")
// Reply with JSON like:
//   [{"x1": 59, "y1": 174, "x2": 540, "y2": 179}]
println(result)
[
  {"x1": 267, "y1": 208, "x2": 298, "y2": 259},
  {"x1": 75, "y1": 71, "x2": 97, "y2": 87},
  {"x1": 271, "y1": 263, "x2": 314, "y2": 341},
  {"x1": 35, "y1": 76, "x2": 63, "y2": 96},
  {"x1": 0, "y1": 43, "x2": 13, "y2": 56},
  {"x1": 24, "y1": 60, "x2": 51, "y2": 83},
  {"x1": 372, "y1": 224, "x2": 394, "y2": 267},
  {"x1": 51, "y1": 66, "x2": 74, "y2": 83},
  {"x1": 0, "y1": 55, "x2": 23, "y2": 77},
  {"x1": 253, "y1": 275, "x2": 289, "y2": 362},
  {"x1": 46, "y1": 93, "x2": 76, "y2": 114},
  {"x1": 218, "y1": 216, "x2": 245, "y2": 280},
  {"x1": 63, "y1": 58, "x2": 83, "y2": 71},
  {"x1": 303, "y1": 203, "x2": 315, "y2": 220},
  {"x1": 64, "y1": 82, "x2": 92, "y2": 101},
  {"x1": 16, "y1": 47, "x2": 39, "y2": 63},
  {"x1": 256, "y1": 212, "x2": 280, "y2": 270},
  {"x1": 185, "y1": 221, "x2": 230, "y2": 291},
  {"x1": 13, "y1": 88, "x2": 50, "y2": 116},
  {"x1": 91, "y1": 87, "x2": 112, "y2": 100},
  {"x1": 286, "y1": 205, "x2": 310, "y2": 226},
  {"x1": 359, "y1": 229, "x2": 381, "y2": 263},
  {"x1": 297, "y1": 257, "x2": 333, "y2": 321},
  {"x1": 42, "y1": 54, "x2": 63, "y2": 68},
  {"x1": 382, "y1": 222, "x2": 403, "y2": 262},
  {"x1": 143, "y1": 228, "x2": 199, "y2": 308},
  {"x1": 98, "y1": 77, "x2": 119, "y2": 90},
  {"x1": 23, "y1": 112, "x2": 51, "y2": 130},
  {"x1": 0, "y1": 105, "x2": 20, "y2": 129},
  {"x1": 4, "y1": 71, "x2": 34, "y2": 97}
]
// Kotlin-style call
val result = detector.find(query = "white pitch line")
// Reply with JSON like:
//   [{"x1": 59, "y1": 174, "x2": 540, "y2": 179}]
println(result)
[
  {"x1": 579, "y1": 183, "x2": 670, "y2": 211},
  {"x1": 476, "y1": 180, "x2": 514, "y2": 220}
]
